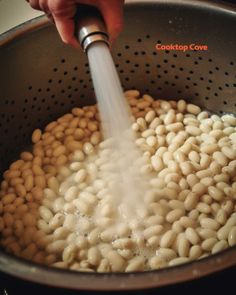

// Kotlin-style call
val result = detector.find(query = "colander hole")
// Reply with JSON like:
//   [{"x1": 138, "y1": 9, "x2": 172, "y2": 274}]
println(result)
[
  {"x1": 72, "y1": 77, "x2": 76, "y2": 81},
  {"x1": 61, "y1": 59, "x2": 65, "y2": 63},
  {"x1": 163, "y1": 59, "x2": 168, "y2": 63},
  {"x1": 28, "y1": 86, "x2": 32, "y2": 90},
  {"x1": 64, "y1": 71, "x2": 68, "y2": 76},
  {"x1": 214, "y1": 93, "x2": 218, "y2": 97},
  {"x1": 137, "y1": 38, "x2": 142, "y2": 43},
  {"x1": 230, "y1": 61, "x2": 234, "y2": 66},
  {"x1": 208, "y1": 59, "x2": 213, "y2": 62},
  {"x1": 126, "y1": 60, "x2": 130, "y2": 64},
  {"x1": 152, "y1": 52, "x2": 157, "y2": 56},
  {"x1": 146, "y1": 35, "x2": 150, "y2": 39},
  {"x1": 125, "y1": 45, "x2": 130, "y2": 49},
  {"x1": 38, "y1": 88, "x2": 42, "y2": 92},
  {"x1": 53, "y1": 68, "x2": 58, "y2": 72},
  {"x1": 58, "y1": 80, "x2": 62, "y2": 84},
  {"x1": 48, "y1": 79, "x2": 52, "y2": 83},
  {"x1": 223, "y1": 101, "x2": 227, "y2": 105},
  {"x1": 225, "y1": 72, "x2": 229, "y2": 76}
]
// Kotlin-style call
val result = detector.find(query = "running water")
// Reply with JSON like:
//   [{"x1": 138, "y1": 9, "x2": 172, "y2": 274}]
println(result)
[{"x1": 87, "y1": 42, "x2": 149, "y2": 221}]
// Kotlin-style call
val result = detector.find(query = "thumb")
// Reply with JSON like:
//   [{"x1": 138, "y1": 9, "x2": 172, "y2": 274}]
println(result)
[
  {"x1": 53, "y1": 15, "x2": 80, "y2": 48},
  {"x1": 98, "y1": 0, "x2": 124, "y2": 42}
]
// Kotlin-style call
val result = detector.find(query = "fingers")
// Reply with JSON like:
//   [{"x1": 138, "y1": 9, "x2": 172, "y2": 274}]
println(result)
[{"x1": 27, "y1": 0, "x2": 124, "y2": 47}]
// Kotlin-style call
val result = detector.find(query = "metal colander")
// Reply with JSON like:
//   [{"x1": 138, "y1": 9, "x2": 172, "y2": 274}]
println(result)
[{"x1": 0, "y1": 0, "x2": 236, "y2": 290}]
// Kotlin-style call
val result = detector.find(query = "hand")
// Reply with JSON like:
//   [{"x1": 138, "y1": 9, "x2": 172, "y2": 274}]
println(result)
[{"x1": 26, "y1": 0, "x2": 124, "y2": 47}]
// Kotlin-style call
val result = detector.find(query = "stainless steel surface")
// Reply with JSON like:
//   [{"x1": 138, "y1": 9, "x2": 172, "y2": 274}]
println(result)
[
  {"x1": 76, "y1": 5, "x2": 109, "y2": 51},
  {"x1": 0, "y1": 0, "x2": 236, "y2": 290}
]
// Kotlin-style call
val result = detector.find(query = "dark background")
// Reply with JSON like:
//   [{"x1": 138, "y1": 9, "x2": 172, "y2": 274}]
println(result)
[{"x1": 1, "y1": 0, "x2": 236, "y2": 294}]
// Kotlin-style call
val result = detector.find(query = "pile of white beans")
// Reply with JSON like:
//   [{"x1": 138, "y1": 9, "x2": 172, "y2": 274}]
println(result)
[{"x1": 0, "y1": 90, "x2": 236, "y2": 272}]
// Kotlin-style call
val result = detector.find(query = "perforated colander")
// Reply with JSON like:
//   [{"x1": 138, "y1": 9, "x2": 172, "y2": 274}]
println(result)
[{"x1": 0, "y1": 0, "x2": 236, "y2": 290}]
